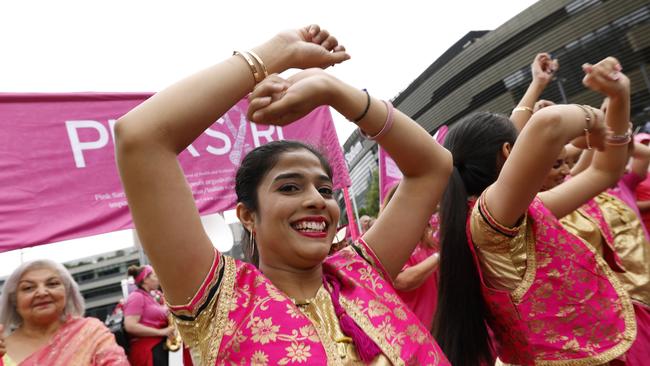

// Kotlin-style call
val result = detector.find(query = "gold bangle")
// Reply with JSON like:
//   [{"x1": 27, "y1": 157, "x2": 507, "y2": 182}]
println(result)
[
  {"x1": 513, "y1": 106, "x2": 534, "y2": 114},
  {"x1": 233, "y1": 51, "x2": 264, "y2": 83},
  {"x1": 575, "y1": 104, "x2": 593, "y2": 149},
  {"x1": 248, "y1": 50, "x2": 269, "y2": 80},
  {"x1": 574, "y1": 105, "x2": 593, "y2": 130}
]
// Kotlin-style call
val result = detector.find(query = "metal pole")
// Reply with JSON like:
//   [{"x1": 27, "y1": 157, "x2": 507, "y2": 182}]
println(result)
[
  {"x1": 640, "y1": 63, "x2": 650, "y2": 93},
  {"x1": 556, "y1": 77, "x2": 568, "y2": 104}
]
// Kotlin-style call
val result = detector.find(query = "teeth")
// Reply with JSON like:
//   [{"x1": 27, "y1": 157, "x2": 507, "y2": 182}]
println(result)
[{"x1": 293, "y1": 221, "x2": 326, "y2": 232}]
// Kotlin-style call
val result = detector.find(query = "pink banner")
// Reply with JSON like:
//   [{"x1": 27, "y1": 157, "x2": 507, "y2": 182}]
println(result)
[
  {"x1": 342, "y1": 187, "x2": 359, "y2": 241},
  {"x1": 378, "y1": 147, "x2": 403, "y2": 204},
  {"x1": 378, "y1": 125, "x2": 448, "y2": 205},
  {"x1": 0, "y1": 93, "x2": 350, "y2": 252}
]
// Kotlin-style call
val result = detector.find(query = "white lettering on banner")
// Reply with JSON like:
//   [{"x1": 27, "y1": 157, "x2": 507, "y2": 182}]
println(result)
[
  {"x1": 65, "y1": 120, "x2": 110, "y2": 168},
  {"x1": 187, "y1": 144, "x2": 201, "y2": 157},
  {"x1": 226, "y1": 111, "x2": 248, "y2": 165},
  {"x1": 205, "y1": 127, "x2": 232, "y2": 155},
  {"x1": 251, "y1": 123, "x2": 284, "y2": 147},
  {"x1": 65, "y1": 116, "x2": 284, "y2": 168}
]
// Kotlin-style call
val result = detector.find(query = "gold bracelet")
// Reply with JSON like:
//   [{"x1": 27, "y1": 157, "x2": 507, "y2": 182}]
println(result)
[
  {"x1": 233, "y1": 51, "x2": 264, "y2": 83},
  {"x1": 575, "y1": 104, "x2": 593, "y2": 149},
  {"x1": 248, "y1": 50, "x2": 269, "y2": 80},
  {"x1": 513, "y1": 106, "x2": 534, "y2": 114}
]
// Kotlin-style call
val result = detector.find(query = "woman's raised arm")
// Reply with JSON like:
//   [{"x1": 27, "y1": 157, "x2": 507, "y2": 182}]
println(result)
[
  {"x1": 247, "y1": 68, "x2": 452, "y2": 280},
  {"x1": 539, "y1": 57, "x2": 631, "y2": 218},
  {"x1": 115, "y1": 25, "x2": 349, "y2": 305}
]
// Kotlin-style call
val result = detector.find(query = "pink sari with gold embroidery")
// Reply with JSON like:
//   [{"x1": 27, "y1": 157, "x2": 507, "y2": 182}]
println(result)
[
  {"x1": 170, "y1": 239, "x2": 450, "y2": 365},
  {"x1": 2, "y1": 317, "x2": 128, "y2": 366}
]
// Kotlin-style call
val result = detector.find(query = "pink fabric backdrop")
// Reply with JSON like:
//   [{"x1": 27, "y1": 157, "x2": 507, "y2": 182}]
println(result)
[
  {"x1": 378, "y1": 146, "x2": 403, "y2": 204},
  {"x1": 378, "y1": 125, "x2": 447, "y2": 204},
  {"x1": 0, "y1": 93, "x2": 350, "y2": 252}
]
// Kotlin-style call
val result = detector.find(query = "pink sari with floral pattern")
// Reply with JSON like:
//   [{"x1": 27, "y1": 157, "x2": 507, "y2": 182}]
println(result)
[
  {"x1": 578, "y1": 194, "x2": 650, "y2": 365},
  {"x1": 1, "y1": 317, "x2": 128, "y2": 366},
  {"x1": 469, "y1": 196, "x2": 636, "y2": 365},
  {"x1": 170, "y1": 239, "x2": 449, "y2": 365}
]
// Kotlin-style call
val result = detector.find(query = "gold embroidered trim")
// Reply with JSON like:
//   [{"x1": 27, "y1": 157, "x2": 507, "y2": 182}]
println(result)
[
  {"x1": 167, "y1": 249, "x2": 221, "y2": 318},
  {"x1": 296, "y1": 286, "x2": 345, "y2": 365},
  {"x1": 510, "y1": 220, "x2": 536, "y2": 304},
  {"x1": 576, "y1": 203, "x2": 619, "y2": 261},
  {"x1": 353, "y1": 238, "x2": 393, "y2": 283},
  {"x1": 339, "y1": 296, "x2": 403, "y2": 366},
  {"x1": 533, "y1": 237, "x2": 636, "y2": 366},
  {"x1": 202, "y1": 255, "x2": 237, "y2": 366},
  {"x1": 479, "y1": 193, "x2": 521, "y2": 237}
]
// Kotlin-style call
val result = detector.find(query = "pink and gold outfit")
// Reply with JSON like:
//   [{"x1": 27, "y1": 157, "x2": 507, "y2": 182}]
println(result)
[
  {"x1": 169, "y1": 239, "x2": 449, "y2": 365},
  {"x1": 1, "y1": 316, "x2": 129, "y2": 366},
  {"x1": 470, "y1": 195, "x2": 636, "y2": 365},
  {"x1": 395, "y1": 242, "x2": 439, "y2": 330},
  {"x1": 562, "y1": 191, "x2": 650, "y2": 364}
]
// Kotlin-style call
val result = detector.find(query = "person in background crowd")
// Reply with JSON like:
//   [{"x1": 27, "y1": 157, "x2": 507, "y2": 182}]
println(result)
[
  {"x1": 434, "y1": 56, "x2": 635, "y2": 366},
  {"x1": 114, "y1": 24, "x2": 452, "y2": 364},
  {"x1": 359, "y1": 215, "x2": 372, "y2": 233},
  {"x1": 562, "y1": 136, "x2": 650, "y2": 365},
  {"x1": 0, "y1": 260, "x2": 128, "y2": 365},
  {"x1": 383, "y1": 183, "x2": 441, "y2": 331},
  {"x1": 124, "y1": 265, "x2": 175, "y2": 366},
  {"x1": 509, "y1": 52, "x2": 558, "y2": 131},
  {"x1": 635, "y1": 133, "x2": 650, "y2": 231}
]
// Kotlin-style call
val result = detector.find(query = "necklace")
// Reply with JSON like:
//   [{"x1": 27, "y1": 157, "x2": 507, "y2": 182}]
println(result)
[{"x1": 290, "y1": 284, "x2": 323, "y2": 307}]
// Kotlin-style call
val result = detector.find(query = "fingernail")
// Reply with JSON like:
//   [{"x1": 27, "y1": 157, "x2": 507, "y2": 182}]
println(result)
[{"x1": 610, "y1": 72, "x2": 620, "y2": 80}]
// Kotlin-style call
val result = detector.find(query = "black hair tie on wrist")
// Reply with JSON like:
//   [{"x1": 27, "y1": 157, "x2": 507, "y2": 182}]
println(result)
[{"x1": 353, "y1": 89, "x2": 371, "y2": 122}]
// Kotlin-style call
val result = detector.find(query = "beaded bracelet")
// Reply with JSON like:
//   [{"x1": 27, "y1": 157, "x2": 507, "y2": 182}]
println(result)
[{"x1": 359, "y1": 100, "x2": 395, "y2": 140}]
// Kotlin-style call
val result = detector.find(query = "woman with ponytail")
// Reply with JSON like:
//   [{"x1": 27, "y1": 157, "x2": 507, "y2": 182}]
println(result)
[{"x1": 434, "y1": 56, "x2": 636, "y2": 366}]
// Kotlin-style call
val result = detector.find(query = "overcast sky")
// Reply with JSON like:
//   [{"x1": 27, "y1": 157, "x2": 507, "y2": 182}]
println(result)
[{"x1": 0, "y1": 0, "x2": 540, "y2": 276}]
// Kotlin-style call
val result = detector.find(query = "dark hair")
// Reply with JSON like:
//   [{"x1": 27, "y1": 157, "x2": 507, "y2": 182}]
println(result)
[
  {"x1": 433, "y1": 112, "x2": 517, "y2": 366},
  {"x1": 127, "y1": 265, "x2": 146, "y2": 288},
  {"x1": 235, "y1": 140, "x2": 333, "y2": 266}
]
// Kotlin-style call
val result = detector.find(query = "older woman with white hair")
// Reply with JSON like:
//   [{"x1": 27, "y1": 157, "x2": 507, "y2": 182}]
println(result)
[{"x1": 0, "y1": 259, "x2": 128, "y2": 366}]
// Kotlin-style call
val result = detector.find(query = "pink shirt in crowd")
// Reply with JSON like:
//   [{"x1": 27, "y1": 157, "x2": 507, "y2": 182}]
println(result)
[
  {"x1": 123, "y1": 288, "x2": 168, "y2": 333},
  {"x1": 635, "y1": 173, "x2": 650, "y2": 234},
  {"x1": 611, "y1": 172, "x2": 650, "y2": 242}
]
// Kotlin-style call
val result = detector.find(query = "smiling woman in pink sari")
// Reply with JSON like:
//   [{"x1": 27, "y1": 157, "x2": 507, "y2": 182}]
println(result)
[
  {"x1": 114, "y1": 24, "x2": 453, "y2": 365},
  {"x1": 0, "y1": 259, "x2": 128, "y2": 366}
]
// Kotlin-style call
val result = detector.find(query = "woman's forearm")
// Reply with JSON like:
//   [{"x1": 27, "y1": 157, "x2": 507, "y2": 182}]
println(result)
[
  {"x1": 394, "y1": 253, "x2": 440, "y2": 291},
  {"x1": 510, "y1": 80, "x2": 547, "y2": 131},
  {"x1": 328, "y1": 78, "x2": 451, "y2": 180}
]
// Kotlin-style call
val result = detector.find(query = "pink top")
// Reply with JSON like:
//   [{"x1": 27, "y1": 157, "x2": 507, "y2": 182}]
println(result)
[
  {"x1": 1, "y1": 316, "x2": 128, "y2": 366},
  {"x1": 123, "y1": 288, "x2": 168, "y2": 330},
  {"x1": 635, "y1": 174, "x2": 650, "y2": 231},
  {"x1": 611, "y1": 172, "x2": 650, "y2": 241},
  {"x1": 169, "y1": 239, "x2": 450, "y2": 365},
  {"x1": 469, "y1": 195, "x2": 636, "y2": 364},
  {"x1": 395, "y1": 243, "x2": 439, "y2": 330}
]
